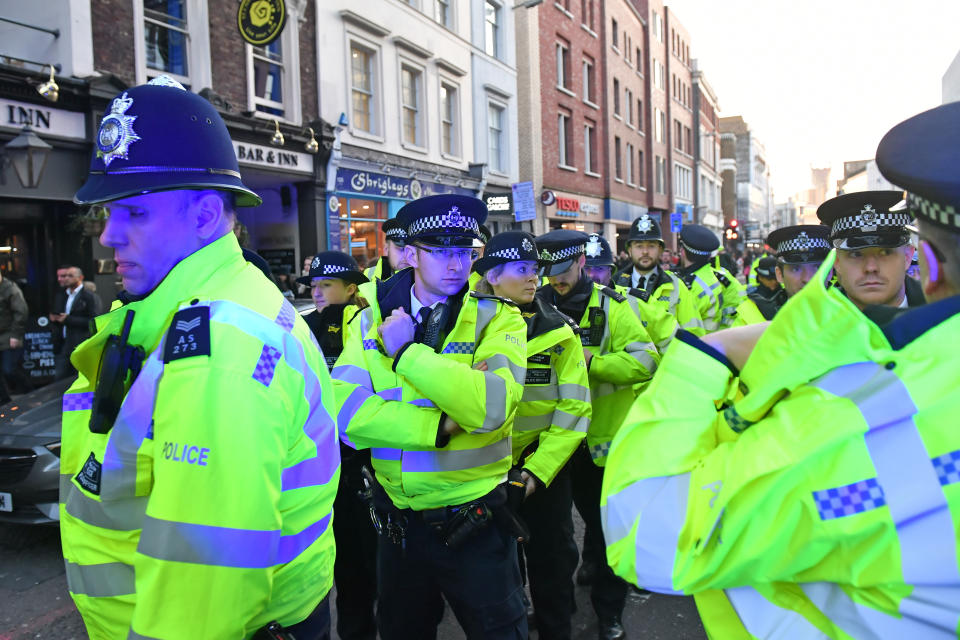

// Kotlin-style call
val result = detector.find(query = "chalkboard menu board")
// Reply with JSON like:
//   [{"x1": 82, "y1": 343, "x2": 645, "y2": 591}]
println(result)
[
  {"x1": 22, "y1": 318, "x2": 57, "y2": 384},
  {"x1": 260, "y1": 248, "x2": 296, "y2": 276}
]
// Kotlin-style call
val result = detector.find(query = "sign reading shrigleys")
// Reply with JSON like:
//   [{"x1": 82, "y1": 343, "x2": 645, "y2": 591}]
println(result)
[
  {"x1": 335, "y1": 168, "x2": 473, "y2": 200},
  {"x1": 237, "y1": 0, "x2": 287, "y2": 46}
]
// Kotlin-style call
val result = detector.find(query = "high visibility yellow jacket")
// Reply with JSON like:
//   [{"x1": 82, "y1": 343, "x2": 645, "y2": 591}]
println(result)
[
  {"x1": 512, "y1": 297, "x2": 589, "y2": 487},
  {"x1": 59, "y1": 234, "x2": 339, "y2": 640},
  {"x1": 364, "y1": 256, "x2": 393, "y2": 282},
  {"x1": 747, "y1": 253, "x2": 770, "y2": 287},
  {"x1": 602, "y1": 252, "x2": 960, "y2": 639},
  {"x1": 538, "y1": 281, "x2": 659, "y2": 466},
  {"x1": 714, "y1": 267, "x2": 746, "y2": 329},
  {"x1": 333, "y1": 268, "x2": 527, "y2": 510},
  {"x1": 680, "y1": 263, "x2": 725, "y2": 332},
  {"x1": 613, "y1": 266, "x2": 705, "y2": 336},
  {"x1": 615, "y1": 283, "x2": 677, "y2": 352},
  {"x1": 730, "y1": 297, "x2": 767, "y2": 327}
]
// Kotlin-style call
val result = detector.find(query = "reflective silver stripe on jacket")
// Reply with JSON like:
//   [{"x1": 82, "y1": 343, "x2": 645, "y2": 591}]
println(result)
[
  {"x1": 400, "y1": 437, "x2": 511, "y2": 473},
  {"x1": 65, "y1": 561, "x2": 135, "y2": 598}
]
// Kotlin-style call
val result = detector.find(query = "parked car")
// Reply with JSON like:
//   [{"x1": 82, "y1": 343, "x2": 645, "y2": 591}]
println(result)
[{"x1": 0, "y1": 301, "x2": 317, "y2": 526}]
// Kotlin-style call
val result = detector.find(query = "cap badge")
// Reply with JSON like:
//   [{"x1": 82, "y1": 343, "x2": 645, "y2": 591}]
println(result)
[
  {"x1": 146, "y1": 75, "x2": 186, "y2": 90},
  {"x1": 637, "y1": 215, "x2": 653, "y2": 233},
  {"x1": 97, "y1": 92, "x2": 141, "y2": 167},
  {"x1": 311, "y1": 256, "x2": 322, "y2": 269},
  {"x1": 585, "y1": 234, "x2": 602, "y2": 258},
  {"x1": 539, "y1": 249, "x2": 553, "y2": 261},
  {"x1": 442, "y1": 205, "x2": 466, "y2": 229},
  {"x1": 860, "y1": 204, "x2": 878, "y2": 224},
  {"x1": 521, "y1": 238, "x2": 533, "y2": 252},
  {"x1": 796, "y1": 232, "x2": 811, "y2": 249}
]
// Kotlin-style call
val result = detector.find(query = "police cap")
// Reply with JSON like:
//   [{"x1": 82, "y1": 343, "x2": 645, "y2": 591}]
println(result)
[
  {"x1": 583, "y1": 233, "x2": 615, "y2": 268},
  {"x1": 75, "y1": 76, "x2": 261, "y2": 207},
  {"x1": 534, "y1": 229, "x2": 589, "y2": 277},
  {"x1": 382, "y1": 217, "x2": 408, "y2": 246},
  {"x1": 815, "y1": 191, "x2": 911, "y2": 250},
  {"x1": 766, "y1": 225, "x2": 831, "y2": 264},
  {"x1": 396, "y1": 194, "x2": 487, "y2": 248},
  {"x1": 679, "y1": 224, "x2": 721, "y2": 256},
  {"x1": 472, "y1": 231, "x2": 538, "y2": 275},
  {"x1": 876, "y1": 101, "x2": 960, "y2": 232},
  {"x1": 754, "y1": 257, "x2": 778, "y2": 280},
  {"x1": 626, "y1": 214, "x2": 663, "y2": 245},
  {"x1": 296, "y1": 251, "x2": 369, "y2": 286}
]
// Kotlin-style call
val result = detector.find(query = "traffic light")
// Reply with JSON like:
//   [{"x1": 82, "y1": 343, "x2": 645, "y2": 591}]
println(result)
[{"x1": 725, "y1": 219, "x2": 739, "y2": 240}]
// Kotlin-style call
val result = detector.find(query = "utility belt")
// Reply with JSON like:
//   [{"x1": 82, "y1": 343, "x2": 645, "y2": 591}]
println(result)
[
  {"x1": 251, "y1": 594, "x2": 329, "y2": 640},
  {"x1": 361, "y1": 466, "x2": 529, "y2": 551}
]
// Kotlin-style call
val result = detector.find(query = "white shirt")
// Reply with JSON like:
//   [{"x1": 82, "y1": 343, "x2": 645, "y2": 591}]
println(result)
[
  {"x1": 631, "y1": 266, "x2": 658, "y2": 290},
  {"x1": 64, "y1": 284, "x2": 81, "y2": 337},
  {"x1": 410, "y1": 285, "x2": 445, "y2": 322}
]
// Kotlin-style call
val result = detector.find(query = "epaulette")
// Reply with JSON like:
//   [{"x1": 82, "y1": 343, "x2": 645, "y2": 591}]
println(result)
[
  {"x1": 714, "y1": 271, "x2": 731, "y2": 287},
  {"x1": 681, "y1": 272, "x2": 697, "y2": 289},
  {"x1": 470, "y1": 291, "x2": 518, "y2": 307},
  {"x1": 627, "y1": 287, "x2": 650, "y2": 303},
  {"x1": 599, "y1": 286, "x2": 626, "y2": 303},
  {"x1": 555, "y1": 306, "x2": 581, "y2": 331}
]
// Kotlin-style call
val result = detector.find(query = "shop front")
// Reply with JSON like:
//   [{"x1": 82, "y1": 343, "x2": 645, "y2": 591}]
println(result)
[
  {"x1": 542, "y1": 190, "x2": 605, "y2": 236},
  {"x1": 482, "y1": 188, "x2": 531, "y2": 235}
]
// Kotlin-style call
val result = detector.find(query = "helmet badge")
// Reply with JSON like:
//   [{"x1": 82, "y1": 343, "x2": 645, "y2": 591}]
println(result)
[
  {"x1": 585, "y1": 234, "x2": 602, "y2": 257},
  {"x1": 96, "y1": 92, "x2": 141, "y2": 167},
  {"x1": 637, "y1": 215, "x2": 653, "y2": 233},
  {"x1": 521, "y1": 238, "x2": 533, "y2": 252}
]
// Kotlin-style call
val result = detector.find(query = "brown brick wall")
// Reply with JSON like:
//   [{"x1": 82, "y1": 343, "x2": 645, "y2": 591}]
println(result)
[
  {"x1": 208, "y1": 0, "x2": 248, "y2": 108},
  {"x1": 646, "y1": 0, "x2": 669, "y2": 212},
  {"x1": 91, "y1": 1, "x2": 136, "y2": 86}
]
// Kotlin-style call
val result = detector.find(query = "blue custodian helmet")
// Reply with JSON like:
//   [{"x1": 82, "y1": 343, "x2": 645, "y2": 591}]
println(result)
[{"x1": 74, "y1": 76, "x2": 261, "y2": 207}]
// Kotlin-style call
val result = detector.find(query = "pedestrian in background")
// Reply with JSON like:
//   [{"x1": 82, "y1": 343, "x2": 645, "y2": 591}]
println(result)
[
  {"x1": 50, "y1": 265, "x2": 97, "y2": 379},
  {"x1": 0, "y1": 269, "x2": 27, "y2": 404}
]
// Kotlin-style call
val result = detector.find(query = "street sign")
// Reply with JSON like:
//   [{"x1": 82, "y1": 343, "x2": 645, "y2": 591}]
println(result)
[
  {"x1": 669, "y1": 212, "x2": 683, "y2": 233},
  {"x1": 512, "y1": 181, "x2": 537, "y2": 222}
]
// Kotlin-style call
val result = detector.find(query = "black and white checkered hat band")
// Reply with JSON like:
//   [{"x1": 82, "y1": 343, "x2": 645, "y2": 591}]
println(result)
[
  {"x1": 680, "y1": 240, "x2": 712, "y2": 256},
  {"x1": 777, "y1": 237, "x2": 831, "y2": 253},
  {"x1": 830, "y1": 212, "x2": 913, "y2": 236},
  {"x1": 543, "y1": 244, "x2": 586, "y2": 262},
  {"x1": 908, "y1": 192, "x2": 960, "y2": 229},
  {"x1": 385, "y1": 228, "x2": 407, "y2": 240},
  {"x1": 408, "y1": 214, "x2": 480, "y2": 237},
  {"x1": 489, "y1": 247, "x2": 521, "y2": 260},
  {"x1": 322, "y1": 264, "x2": 351, "y2": 275}
]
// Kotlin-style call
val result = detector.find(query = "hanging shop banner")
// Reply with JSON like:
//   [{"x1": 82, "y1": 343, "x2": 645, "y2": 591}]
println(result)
[{"x1": 237, "y1": 0, "x2": 287, "y2": 46}]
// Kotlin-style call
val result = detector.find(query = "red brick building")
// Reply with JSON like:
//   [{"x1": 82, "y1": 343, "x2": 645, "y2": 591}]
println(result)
[{"x1": 666, "y1": 7, "x2": 695, "y2": 232}]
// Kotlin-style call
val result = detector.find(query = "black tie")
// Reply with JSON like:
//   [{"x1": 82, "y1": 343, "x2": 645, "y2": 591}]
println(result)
[{"x1": 413, "y1": 307, "x2": 430, "y2": 344}]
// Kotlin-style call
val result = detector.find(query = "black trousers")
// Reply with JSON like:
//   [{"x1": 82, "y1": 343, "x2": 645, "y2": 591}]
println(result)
[
  {"x1": 518, "y1": 463, "x2": 579, "y2": 640},
  {"x1": 570, "y1": 444, "x2": 627, "y2": 622},
  {"x1": 332, "y1": 448, "x2": 378, "y2": 640},
  {"x1": 376, "y1": 507, "x2": 528, "y2": 640},
  {"x1": 285, "y1": 594, "x2": 331, "y2": 640}
]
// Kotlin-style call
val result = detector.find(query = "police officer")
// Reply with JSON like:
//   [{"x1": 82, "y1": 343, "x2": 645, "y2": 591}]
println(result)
[
  {"x1": 816, "y1": 191, "x2": 925, "y2": 309},
  {"x1": 676, "y1": 224, "x2": 727, "y2": 332},
  {"x1": 601, "y1": 101, "x2": 960, "y2": 638},
  {"x1": 297, "y1": 252, "x2": 378, "y2": 640},
  {"x1": 768, "y1": 224, "x2": 832, "y2": 299},
  {"x1": 474, "y1": 231, "x2": 590, "y2": 640},
  {"x1": 60, "y1": 78, "x2": 339, "y2": 639},
  {"x1": 333, "y1": 194, "x2": 528, "y2": 639},
  {"x1": 731, "y1": 257, "x2": 785, "y2": 325},
  {"x1": 613, "y1": 214, "x2": 704, "y2": 336},
  {"x1": 364, "y1": 217, "x2": 409, "y2": 281},
  {"x1": 536, "y1": 229, "x2": 659, "y2": 640},
  {"x1": 584, "y1": 233, "x2": 676, "y2": 352}
]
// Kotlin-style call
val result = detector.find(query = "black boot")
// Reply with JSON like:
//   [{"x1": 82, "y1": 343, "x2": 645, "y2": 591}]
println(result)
[{"x1": 598, "y1": 616, "x2": 626, "y2": 640}]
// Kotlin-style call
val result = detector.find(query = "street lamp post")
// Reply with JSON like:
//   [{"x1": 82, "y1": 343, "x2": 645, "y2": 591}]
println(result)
[{"x1": 2, "y1": 126, "x2": 53, "y2": 189}]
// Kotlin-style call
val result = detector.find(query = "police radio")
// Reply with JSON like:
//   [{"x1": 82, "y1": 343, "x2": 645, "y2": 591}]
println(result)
[
  {"x1": 89, "y1": 310, "x2": 145, "y2": 434},
  {"x1": 586, "y1": 307, "x2": 606, "y2": 347},
  {"x1": 421, "y1": 302, "x2": 449, "y2": 351}
]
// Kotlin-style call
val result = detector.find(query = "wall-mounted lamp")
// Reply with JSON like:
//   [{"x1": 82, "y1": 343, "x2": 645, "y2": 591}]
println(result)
[
  {"x1": 37, "y1": 65, "x2": 58, "y2": 102},
  {"x1": 304, "y1": 127, "x2": 319, "y2": 153},
  {"x1": 270, "y1": 119, "x2": 284, "y2": 146},
  {"x1": 1, "y1": 126, "x2": 52, "y2": 188}
]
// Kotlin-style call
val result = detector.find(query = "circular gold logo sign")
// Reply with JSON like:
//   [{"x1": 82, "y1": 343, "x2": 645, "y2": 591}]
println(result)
[{"x1": 237, "y1": 0, "x2": 286, "y2": 47}]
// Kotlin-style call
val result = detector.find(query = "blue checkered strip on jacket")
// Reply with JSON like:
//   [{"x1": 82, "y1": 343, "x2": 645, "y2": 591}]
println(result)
[
  {"x1": 813, "y1": 478, "x2": 886, "y2": 520},
  {"x1": 830, "y1": 212, "x2": 912, "y2": 234},
  {"x1": 932, "y1": 449, "x2": 960, "y2": 487},
  {"x1": 908, "y1": 192, "x2": 960, "y2": 230},
  {"x1": 590, "y1": 441, "x2": 611, "y2": 460},
  {"x1": 441, "y1": 341, "x2": 474, "y2": 354},
  {"x1": 275, "y1": 301, "x2": 296, "y2": 331},
  {"x1": 723, "y1": 406, "x2": 753, "y2": 433},
  {"x1": 553, "y1": 344, "x2": 565, "y2": 355},
  {"x1": 362, "y1": 338, "x2": 379, "y2": 351},
  {"x1": 252, "y1": 344, "x2": 282, "y2": 387},
  {"x1": 63, "y1": 392, "x2": 94, "y2": 412}
]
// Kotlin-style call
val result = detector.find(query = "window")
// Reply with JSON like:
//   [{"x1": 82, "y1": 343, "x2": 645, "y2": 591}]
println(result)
[
  {"x1": 485, "y1": 1, "x2": 500, "y2": 58},
  {"x1": 434, "y1": 0, "x2": 452, "y2": 27},
  {"x1": 613, "y1": 78, "x2": 620, "y2": 115},
  {"x1": 143, "y1": 0, "x2": 189, "y2": 80},
  {"x1": 584, "y1": 122, "x2": 596, "y2": 174},
  {"x1": 636, "y1": 47, "x2": 642, "y2": 72},
  {"x1": 581, "y1": 0, "x2": 594, "y2": 30},
  {"x1": 350, "y1": 42, "x2": 377, "y2": 134},
  {"x1": 558, "y1": 112, "x2": 573, "y2": 168},
  {"x1": 674, "y1": 119, "x2": 683, "y2": 150},
  {"x1": 684, "y1": 125, "x2": 692, "y2": 154},
  {"x1": 637, "y1": 98, "x2": 644, "y2": 131},
  {"x1": 674, "y1": 163, "x2": 692, "y2": 199},
  {"x1": 654, "y1": 107, "x2": 665, "y2": 143},
  {"x1": 488, "y1": 102, "x2": 505, "y2": 172},
  {"x1": 611, "y1": 18, "x2": 619, "y2": 49},
  {"x1": 637, "y1": 149, "x2": 645, "y2": 187},
  {"x1": 614, "y1": 136, "x2": 622, "y2": 180},
  {"x1": 556, "y1": 40, "x2": 570, "y2": 90},
  {"x1": 251, "y1": 40, "x2": 284, "y2": 116},
  {"x1": 653, "y1": 59, "x2": 665, "y2": 90},
  {"x1": 582, "y1": 58, "x2": 595, "y2": 103},
  {"x1": 653, "y1": 11, "x2": 663, "y2": 43},
  {"x1": 655, "y1": 156, "x2": 666, "y2": 194},
  {"x1": 625, "y1": 88, "x2": 633, "y2": 126},
  {"x1": 625, "y1": 142, "x2": 634, "y2": 185},
  {"x1": 625, "y1": 35, "x2": 631, "y2": 64},
  {"x1": 440, "y1": 83, "x2": 458, "y2": 155},
  {"x1": 401, "y1": 65, "x2": 423, "y2": 147}
]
